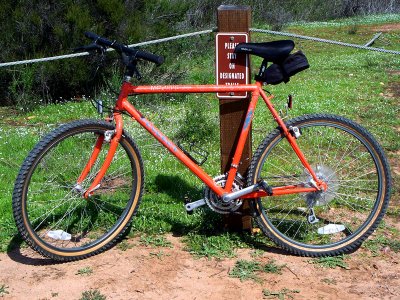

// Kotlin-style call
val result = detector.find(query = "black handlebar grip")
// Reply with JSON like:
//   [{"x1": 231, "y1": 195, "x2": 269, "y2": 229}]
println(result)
[
  {"x1": 135, "y1": 49, "x2": 164, "y2": 66},
  {"x1": 85, "y1": 32, "x2": 115, "y2": 47},
  {"x1": 84, "y1": 31, "x2": 100, "y2": 41},
  {"x1": 84, "y1": 31, "x2": 164, "y2": 65}
]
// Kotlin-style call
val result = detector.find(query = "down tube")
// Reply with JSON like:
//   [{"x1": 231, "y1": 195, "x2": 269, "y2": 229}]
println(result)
[{"x1": 122, "y1": 100, "x2": 225, "y2": 196}]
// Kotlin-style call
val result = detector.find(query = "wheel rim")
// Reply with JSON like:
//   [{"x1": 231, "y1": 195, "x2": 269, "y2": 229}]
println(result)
[
  {"x1": 23, "y1": 127, "x2": 138, "y2": 254},
  {"x1": 255, "y1": 120, "x2": 384, "y2": 249}
]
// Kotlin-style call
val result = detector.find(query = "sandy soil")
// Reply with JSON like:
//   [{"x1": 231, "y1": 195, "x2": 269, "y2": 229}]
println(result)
[
  {"x1": 0, "y1": 231, "x2": 399, "y2": 300},
  {"x1": 371, "y1": 23, "x2": 400, "y2": 32},
  {"x1": 1, "y1": 21, "x2": 399, "y2": 300}
]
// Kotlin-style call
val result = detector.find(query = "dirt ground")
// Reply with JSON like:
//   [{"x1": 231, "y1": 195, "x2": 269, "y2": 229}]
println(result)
[
  {"x1": 370, "y1": 23, "x2": 400, "y2": 32},
  {"x1": 0, "y1": 230, "x2": 399, "y2": 300},
  {"x1": 1, "y1": 22, "x2": 399, "y2": 300}
]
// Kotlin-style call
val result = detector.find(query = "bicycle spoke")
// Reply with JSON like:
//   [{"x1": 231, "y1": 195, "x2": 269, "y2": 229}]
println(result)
[
  {"x1": 16, "y1": 121, "x2": 142, "y2": 258},
  {"x1": 251, "y1": 115, "x2": 389, "y2": 253}
]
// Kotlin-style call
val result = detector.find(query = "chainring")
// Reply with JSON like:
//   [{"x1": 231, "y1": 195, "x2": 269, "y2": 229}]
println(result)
[{"x1": 204, "y1": 174, "x2": 244, "y2": 214}]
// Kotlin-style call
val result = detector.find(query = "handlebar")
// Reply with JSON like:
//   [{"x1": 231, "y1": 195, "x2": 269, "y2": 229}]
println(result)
[{"x1": 83, "y1": 31, "x2": 164, "y2": 66}]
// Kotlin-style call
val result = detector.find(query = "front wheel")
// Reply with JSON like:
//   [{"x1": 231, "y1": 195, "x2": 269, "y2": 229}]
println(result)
[
  {"x1": 13, "y1": 119, "x2": 144, "y2": 261},
  {"x1": 247, "y1": 114, "x2": 391, "y2": 256}
]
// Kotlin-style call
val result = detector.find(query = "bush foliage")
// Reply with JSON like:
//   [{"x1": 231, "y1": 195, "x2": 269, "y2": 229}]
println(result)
[{"x1": 0, "y1": 0, "x2": 399, "y2": 109}]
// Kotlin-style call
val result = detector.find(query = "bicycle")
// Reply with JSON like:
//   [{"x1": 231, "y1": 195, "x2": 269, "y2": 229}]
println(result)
[{"x1": 12, "y1": 32, "x2": 391, "y2": 261}]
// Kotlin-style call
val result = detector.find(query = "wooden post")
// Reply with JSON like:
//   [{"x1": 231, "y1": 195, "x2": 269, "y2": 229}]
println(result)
[{"x1": 217, "y1": 5, "x2": 252, "y2": 231}]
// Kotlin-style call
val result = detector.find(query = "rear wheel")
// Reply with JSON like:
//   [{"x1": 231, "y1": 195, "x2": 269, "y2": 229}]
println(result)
[
  {"x1": 13, "y1": 119, "x2": 144, "y2": 261},
  {"x1": 248, "y1": 114, "x2": 391, "y2": 256}
]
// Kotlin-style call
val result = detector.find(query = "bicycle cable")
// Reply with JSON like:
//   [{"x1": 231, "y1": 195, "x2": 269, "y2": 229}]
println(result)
[
  {"x1": 83, "y1": 52, "x2": 128, "y2": 116},
  {"x1": 82, "y1": 38, "x2": 149, "y2": 118}
]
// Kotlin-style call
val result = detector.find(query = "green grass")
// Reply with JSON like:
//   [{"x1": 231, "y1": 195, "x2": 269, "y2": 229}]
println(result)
[
  {"x1": 116, "y1": 239, "x2": 134, "y2": 251},
  {"x1": 184, "y1": 232, "x2": 242, "y2": 259},
  {"x1": 321, "y1": 278, "x2": 337, "y2": 285},
  {"x1": 79, "y1": 290, "x2": 106, "y2": 300},
  {"x1": 149, "y1": 250, "x2": 170, "y2": 260},
  {"x1": 76, "y1": 266, "x2": 93, "y2": 276},
  {"x1": 309, "y1": 255, "x2": 349, "y2": 269},
  {"x1": 363, "y1": 234, "x2": 400, "y2": 256},
  {"x1": 263, "y1": 288, "x2": 300, "y2": 300},
  {"x1": 139, "y1": 235, "x2": 172, "y2": 248},
  {"x1": 362, "y1": 221, "x2": 400, "y2": 256},
  {"x1": 229, "y1": 259, "x2": 288, "y2": 282},
  {"x1": 229, "y1": 260, "x2": 263, "y2": 282},
  {"x1": 290, "y1": 14, "x2": 400, "y2": 28},
  {"x1": 263, "y1": 259, "x2": 286, "y2": 274},
  {"x1": 0, "y1": 15, "x2": 399, "y2": 258},
  {"x1": 0, "y1": 284, "x2": 9, "y2": 297},
  {"x1": 250, "y1": 249, "x2": 265, "y2": 258}
]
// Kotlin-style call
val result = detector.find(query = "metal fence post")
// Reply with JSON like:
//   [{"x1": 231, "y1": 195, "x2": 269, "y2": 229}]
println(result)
[{"x1": 217, "y1": 5, "x2": 252, "y2": 231}]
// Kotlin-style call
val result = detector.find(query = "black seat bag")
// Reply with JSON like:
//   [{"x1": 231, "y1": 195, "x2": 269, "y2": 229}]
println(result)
[
  {"x1": 235, "y1": 41, "x2": 310, "y2": 85},
  {"x1": 260, "y1": 50, "x2": 309, "y2": 85}
]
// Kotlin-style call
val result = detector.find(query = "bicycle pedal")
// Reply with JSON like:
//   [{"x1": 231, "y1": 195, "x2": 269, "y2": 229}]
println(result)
[{"x1": 184, "y1": 198, "x2": 206, "y2": 213}]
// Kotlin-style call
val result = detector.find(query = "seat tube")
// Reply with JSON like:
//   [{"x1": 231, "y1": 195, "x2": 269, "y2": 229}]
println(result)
[{"x1": 225, "y1": 86, "x2": 260, "y2": 192}]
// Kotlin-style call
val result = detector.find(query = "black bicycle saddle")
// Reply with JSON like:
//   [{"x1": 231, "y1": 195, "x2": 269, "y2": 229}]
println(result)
[{"x1": 235, "y1": 40, "x2": 295, "y2": 63}]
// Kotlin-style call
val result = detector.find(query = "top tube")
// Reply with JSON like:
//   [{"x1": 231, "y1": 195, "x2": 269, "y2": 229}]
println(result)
[{"x1": 120, "y1": 82, "x2": 260, "y2": 96}]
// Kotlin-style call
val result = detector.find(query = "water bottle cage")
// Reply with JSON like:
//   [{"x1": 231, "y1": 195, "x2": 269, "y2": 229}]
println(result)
[{"x1": 177, "y1": 141, "x2": 209, "y2": 166}]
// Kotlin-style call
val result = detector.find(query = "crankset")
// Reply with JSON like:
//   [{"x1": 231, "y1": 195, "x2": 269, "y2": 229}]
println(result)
[
  {"x1": 184, "y1": 174, "x2": 245, "y2": 214},
  {"x1": 204, "y1": 174, "x2": 244, "y2": 214}
]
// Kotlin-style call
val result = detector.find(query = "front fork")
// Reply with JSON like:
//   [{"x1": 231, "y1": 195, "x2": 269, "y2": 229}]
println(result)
[{"x1": 76, "y1": 113, "x2": 124, "y2": 198}]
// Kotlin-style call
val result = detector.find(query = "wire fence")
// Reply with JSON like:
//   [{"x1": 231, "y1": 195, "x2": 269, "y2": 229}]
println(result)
[
  {"x1": 0, "y1": 29, "x2": 215, "y2": 68},
  {"x1": 0, "y1": 27, "x2": 398, "y2": 68},
  {"x1": 250, "y1": 28, "x2": 400, "y2": 55}
]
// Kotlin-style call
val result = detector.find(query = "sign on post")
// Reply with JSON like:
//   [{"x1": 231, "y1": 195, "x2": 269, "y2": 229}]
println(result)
[
  {"x1": 216, "y1": 33, "x2": 249, "y2": 98},
  {"x1": 217, "y1": 5, "x2": 252, "y2": 232}
]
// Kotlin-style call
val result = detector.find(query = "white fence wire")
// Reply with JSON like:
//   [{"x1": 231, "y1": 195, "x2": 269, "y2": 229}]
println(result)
[{"x1": 0, "y1": 27, "x2": 398, "y2": 68}]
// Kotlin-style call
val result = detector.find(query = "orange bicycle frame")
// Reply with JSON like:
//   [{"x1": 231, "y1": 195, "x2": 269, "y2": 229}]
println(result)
[{"x1": 80, "y1": 81, "x2": 325, "y2": 199}]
